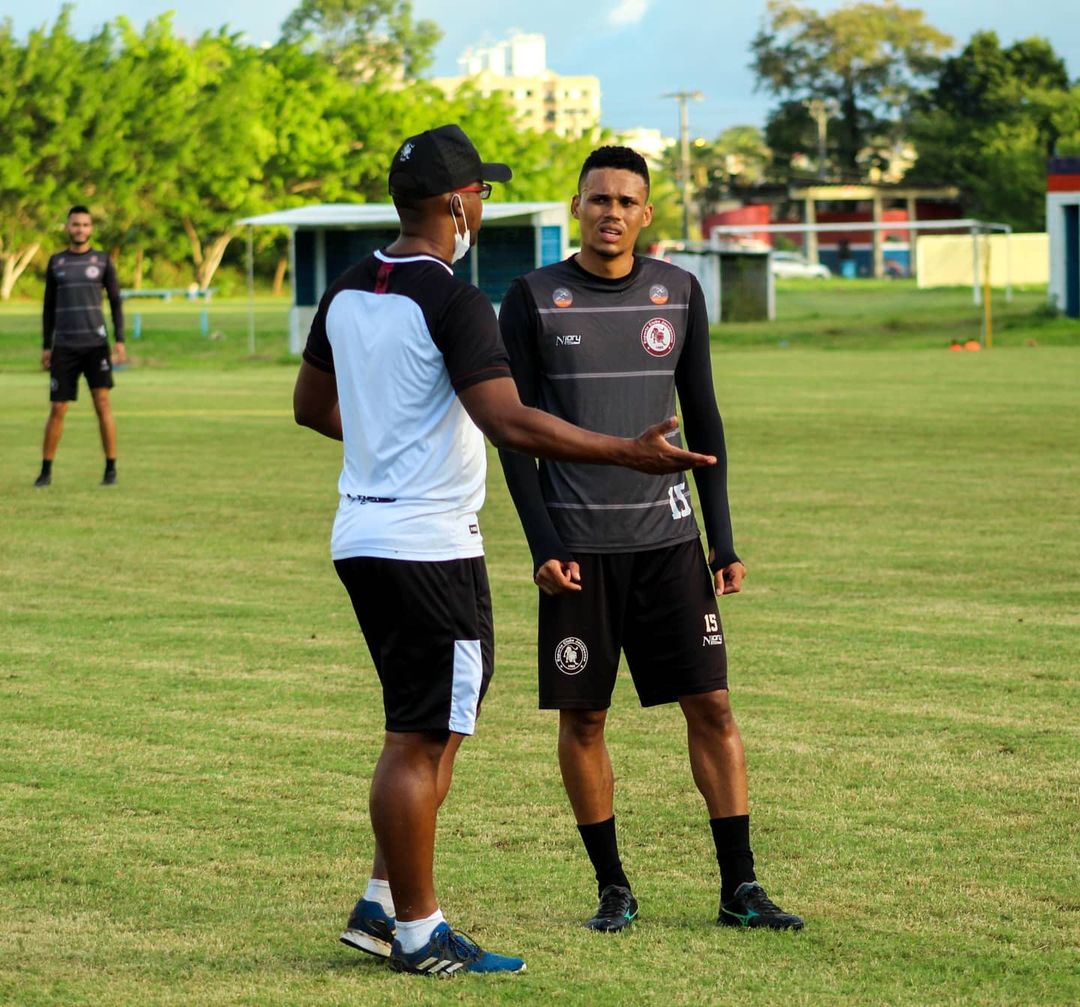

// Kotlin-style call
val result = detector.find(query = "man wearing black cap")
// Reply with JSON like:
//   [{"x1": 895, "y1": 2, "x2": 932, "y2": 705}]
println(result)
[{"x1": 293, "y1": 123, "x2": 716, "y2": 977}]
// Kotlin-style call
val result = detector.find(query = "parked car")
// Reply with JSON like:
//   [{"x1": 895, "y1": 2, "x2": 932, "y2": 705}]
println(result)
[{"x1": 770, "y1": 251, "x2": 832, "y2": 279}]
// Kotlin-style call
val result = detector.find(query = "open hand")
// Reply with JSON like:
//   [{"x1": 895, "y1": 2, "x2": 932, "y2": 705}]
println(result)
[{"x1": 628, "y1": 416, "x2": 716, "y2": 474}]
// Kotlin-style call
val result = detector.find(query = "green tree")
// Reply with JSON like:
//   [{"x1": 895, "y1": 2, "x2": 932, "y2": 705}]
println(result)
[
  {"x1": 751, "y1": 0, "x2": 951, "y2": 176},
  {"x1": 908, "y1": 31, "x2": 1074, "y2": 230},
  {"x1": 171, "y1": 30, "x2": 281, "y2": 289},
  {"x1": 0, "y1": 9, "x2": 89, "y2": 299},
  {"x1": 280, "y1": 0, "x2": 440, "y2": 79}
]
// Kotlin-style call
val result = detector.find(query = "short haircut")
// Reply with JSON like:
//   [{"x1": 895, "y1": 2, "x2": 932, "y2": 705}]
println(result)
[
  {"x1": 577, "y1": 146, "x2": 650, "y2": 193},
  {"x1": 67, "y1": 205, "x2": 91, "y2": 218}
]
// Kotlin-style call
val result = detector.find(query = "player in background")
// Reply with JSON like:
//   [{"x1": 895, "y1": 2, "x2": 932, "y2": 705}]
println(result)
[
  {"x1": 36, "y1": 205, "x2": 125, "y2": 488},
  {"x1": 498, "y1": 146, "x2": 804, "y2": 934},
  {"x1": 292, "y1": 125, "x2": 715, "y2": 977}
]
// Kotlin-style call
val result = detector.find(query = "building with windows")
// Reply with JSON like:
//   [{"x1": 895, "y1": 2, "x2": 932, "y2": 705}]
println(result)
[{"x1": 432, "y1": 33, "x2": 600, "y2": 139}]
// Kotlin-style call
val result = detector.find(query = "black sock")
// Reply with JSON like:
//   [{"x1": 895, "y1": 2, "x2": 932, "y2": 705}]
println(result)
[
  {"x1": 104, "y1": 458, "x2": 116, "y2": 475},
  {"x1": 577, "y1": 816, "x2": 630, "y2": 895},
  {"x1": 40, "y1": 459, "x2": 53, "y2": 477},
  {"x1": 711, "y1": 814, "x2": 756, "y2": 902}
]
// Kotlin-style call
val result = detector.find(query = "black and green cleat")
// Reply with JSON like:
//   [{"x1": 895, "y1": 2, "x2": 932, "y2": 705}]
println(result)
[
  {"x1": 718, "y1": 881, "x2": 803, "y2": 930},
  {"x1": 585, "y1": 884, "x2": 638, "y2": 932}
]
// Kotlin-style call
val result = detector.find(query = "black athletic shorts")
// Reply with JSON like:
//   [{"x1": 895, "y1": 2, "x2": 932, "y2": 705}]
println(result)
[
  {"x1": 334, "y1": 555, "x2": 494, "y2": 735},
  {"x1": 538, "y1": 538, "x2": 728, "y2": 710},
  {"x1": 50, "y1": 345, "x2": 113, "y2": 402}
]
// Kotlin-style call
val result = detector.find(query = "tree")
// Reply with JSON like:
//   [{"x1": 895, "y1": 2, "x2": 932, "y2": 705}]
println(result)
[
  {"x1": 907, "y1": 31, "x2": 1074, "y2": 230},
  {"x1": 751, "y1": 0, "x2": 952, "y2": 176},
  {"x1": 0, "y1": 9, "x2": 89, "y2": 299},
  {"x1": 280, "y1": 0, "x2": 440, "y2": 79}
]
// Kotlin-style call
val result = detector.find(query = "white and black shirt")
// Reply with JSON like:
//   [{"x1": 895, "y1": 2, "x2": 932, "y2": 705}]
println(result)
[{"x1": 303, "y1": 250, "x2": 511, "y2": 562}]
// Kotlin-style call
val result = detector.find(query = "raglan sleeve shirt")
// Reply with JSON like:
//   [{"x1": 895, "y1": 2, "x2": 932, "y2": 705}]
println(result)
[
  {"x1": 431, "y1": 283, "x2": 513, "y2": 392},
  {"x1": 674, "y1": 273, "x2": 739, "y2": 571},
  {"x1": 497, "y1": 277, "x2": 577, "y2": 572}
]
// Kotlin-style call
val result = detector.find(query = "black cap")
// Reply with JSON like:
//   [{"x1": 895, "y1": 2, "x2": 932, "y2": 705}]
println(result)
[{"x1": 388, "y1": 123, "x2": 512, "y2": 199}]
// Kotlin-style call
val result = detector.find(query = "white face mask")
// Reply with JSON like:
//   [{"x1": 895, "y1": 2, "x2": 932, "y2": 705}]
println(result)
[{"x1": 450, "y1": 193, "x2": 471, "y2": 264}]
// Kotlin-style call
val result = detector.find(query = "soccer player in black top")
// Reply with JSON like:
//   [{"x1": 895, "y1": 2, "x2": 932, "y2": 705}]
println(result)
[
  {"x1": 292, "y1": 125, "x2": 716, "y2": 976},
  {"x1": 498, "y1": 147, "x2": 804, "y2": 932},
  {"x1": 36, "y1": 206, "x2": 125, "y2": 487}
]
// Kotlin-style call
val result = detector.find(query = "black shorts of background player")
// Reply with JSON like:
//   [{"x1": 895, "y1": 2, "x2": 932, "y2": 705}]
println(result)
[
  {"x1": 36, "y1": 205, "x2": 126, "y2": 488},
  {"x1": 498, "y1": 145, "x2": 804, "y2": 933}
]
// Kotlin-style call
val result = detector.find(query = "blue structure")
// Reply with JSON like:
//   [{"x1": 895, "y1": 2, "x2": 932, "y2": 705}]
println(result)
[
  {"x1": 1047, "y1": 158, "x2": 1080, "y2": 318},
  {"x1": 239, "y1": 202, "x2": 568, "y2": 352}
]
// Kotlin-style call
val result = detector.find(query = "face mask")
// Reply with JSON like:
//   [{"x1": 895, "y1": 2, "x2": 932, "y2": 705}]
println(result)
[{"x1": 450, "y1": 194, "x2": 471, "y2": 264}]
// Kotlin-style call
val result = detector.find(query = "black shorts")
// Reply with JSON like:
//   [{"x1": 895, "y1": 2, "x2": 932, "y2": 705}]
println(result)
[
  {"x1": 538, "y1": 538, "x2": 727, "y2": 710},
  {"x1": 50, "y1": 345, "x2": 113, "y2": 402},
  {"x1": 334, "y1": 555, "x2": 494, "y2": 735}
]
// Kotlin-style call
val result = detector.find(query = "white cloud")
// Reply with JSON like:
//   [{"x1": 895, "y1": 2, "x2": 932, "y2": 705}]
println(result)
[{"x1": 608, "y1": 0, "x2": 649, "y2": 28}]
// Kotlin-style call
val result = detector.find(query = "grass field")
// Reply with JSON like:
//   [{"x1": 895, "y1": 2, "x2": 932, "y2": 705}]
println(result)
[{"x1": 1, "y1": 285, "x2": 1078, "y2": 1005}]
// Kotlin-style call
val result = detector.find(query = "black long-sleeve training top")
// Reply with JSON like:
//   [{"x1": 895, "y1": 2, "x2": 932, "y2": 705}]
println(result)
[
  {"x1": 42, "y1": 248, "x2": 124, "y2": 350},
  {"x1": 497, "y1": 254, "x2": 738, "y2": 574}
]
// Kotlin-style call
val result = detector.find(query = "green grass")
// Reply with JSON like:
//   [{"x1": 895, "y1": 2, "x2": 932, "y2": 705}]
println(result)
[{"x1": 1, "y1": 287, "x2": 1078, "y2": 1005}]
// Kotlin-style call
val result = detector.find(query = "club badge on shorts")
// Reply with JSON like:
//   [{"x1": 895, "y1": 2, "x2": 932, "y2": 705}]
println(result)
[
  {"x1": 641, "y1": 317, "x2": 676, "y2": 357},
  {"x1": 555, "y1": 637, "x2": 588, "y2": 675}
]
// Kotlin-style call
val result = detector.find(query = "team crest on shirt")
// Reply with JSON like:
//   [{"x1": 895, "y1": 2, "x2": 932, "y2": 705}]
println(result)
[
  {"x1": 641, "y1": 317, "x2": 676, "y2": 357},
  {"x1": 85, "y1": 265, "x2": 101, "y2": 279},
  {"x1": 649, "y1": 284, "x2": 669, "y2": 305},
  {"x1": 552, "y1": 287, "x2": 573, "y2": 308},
  {"x1": 555, "y1": 637, "x2": 588, "y2": 675}
]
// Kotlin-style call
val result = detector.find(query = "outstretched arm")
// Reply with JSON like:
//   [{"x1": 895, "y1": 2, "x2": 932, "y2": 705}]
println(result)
[{"x1": 460, "y1": 377, "x2": 712, "y2": 474}]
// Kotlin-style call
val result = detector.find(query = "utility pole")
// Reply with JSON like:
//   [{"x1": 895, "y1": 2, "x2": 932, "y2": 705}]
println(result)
[
  {"x1": 663, "y1": 89, "x2": 703, "y2": 241},
  {"x1": 804, "y1": 98, "x2": 837, "y2": 181}
]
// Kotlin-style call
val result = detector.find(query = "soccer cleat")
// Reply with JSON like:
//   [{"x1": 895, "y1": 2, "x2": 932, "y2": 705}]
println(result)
[
  {"x1": 101, "y1": 469, "x2": 117, "y2": 486},
  {"x1": 339, "y1": 898, "x2": 396, "y2": 958},
  {"x1": 33, "y1": 473, "x2": 51, "y2": 488},
  {"x1": 585, "y1": 884, "x2": 638, "y2": 932},
  {"x1": 717, "y1": 881, "x2": 804, "y2": 930},
  {"x1": 388, "y1": 921, "x2": 525, "y2": 976}
]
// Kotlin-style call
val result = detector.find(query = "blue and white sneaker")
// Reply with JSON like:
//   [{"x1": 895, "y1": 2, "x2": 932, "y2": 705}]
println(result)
[
  {"x1": 388, "y1": 921, "x2": 526, "y2": 976},
  {"x1": 340, "y1": 898, "x2": 396, "y2": 958}
]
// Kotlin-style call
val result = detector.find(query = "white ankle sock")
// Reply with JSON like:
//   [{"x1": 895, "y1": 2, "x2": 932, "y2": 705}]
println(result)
[
  {"x1": 395, "y1": 909, "x2": 445, "y2": 953},
  {"x1": 364, "y1": 878, "x2": 395, "y2": 916}
]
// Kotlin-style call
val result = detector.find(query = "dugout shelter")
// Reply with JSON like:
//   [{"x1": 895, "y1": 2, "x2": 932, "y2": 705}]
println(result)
[
  {"x1": 1047, "y1": 157, "x2": 1080, "y2": 318},
  {"x1": 239, "y1": 202, "x2": 569, "y2": 353}
]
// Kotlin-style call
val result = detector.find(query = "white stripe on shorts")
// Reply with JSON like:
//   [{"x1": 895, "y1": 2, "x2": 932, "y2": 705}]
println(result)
[{"x1": 448, "y1": 640, "x2": 482, "y2": 735}]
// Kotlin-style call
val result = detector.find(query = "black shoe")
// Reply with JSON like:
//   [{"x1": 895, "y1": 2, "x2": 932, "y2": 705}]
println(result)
[
  {"x1": 585, "y1": 884, "x2": 638, "y2": 932},
  {"x1": 101, "y1": 469, "x2": 117, "y2": 486},
  {"x1": 33, "y1": 473, "x2": 51, "y2": 488},
  {"x1": 718, "y1": 881, "x2": 804, "y2": 930}
]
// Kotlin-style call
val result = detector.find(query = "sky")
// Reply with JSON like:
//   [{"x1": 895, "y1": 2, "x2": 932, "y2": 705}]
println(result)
[{"x1": 6, "y1": 0, "x2": 1079, "y2": 140}]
